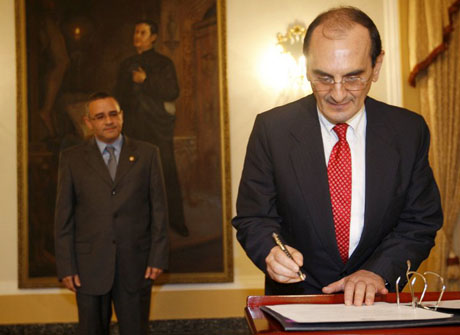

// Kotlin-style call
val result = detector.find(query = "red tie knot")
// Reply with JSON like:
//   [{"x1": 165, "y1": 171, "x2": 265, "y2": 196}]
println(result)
[{"x1": 333, "y1": 123, "x2": 348, "y2": 142}]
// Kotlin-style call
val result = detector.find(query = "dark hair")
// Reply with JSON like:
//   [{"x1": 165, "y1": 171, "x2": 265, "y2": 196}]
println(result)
[
  {"x1": 85, "y1": 92, "x2": 120, "y2": 115},
  {"x1": 303, "y1": 6, "x2": 382, "y2": 66},
  {"x1": 135, "y1": 20, "x2": 158, "y2": 35}
]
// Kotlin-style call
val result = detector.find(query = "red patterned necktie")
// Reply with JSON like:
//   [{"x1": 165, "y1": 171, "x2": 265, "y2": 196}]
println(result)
[{"x1": 327, "y1": 123, "x2": 351, "y2": 264}]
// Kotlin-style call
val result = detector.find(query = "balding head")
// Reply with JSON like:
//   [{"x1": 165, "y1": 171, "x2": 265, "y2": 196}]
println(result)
[{"x1": 303, "y1": 6, "x2": 382, "y2": 67}]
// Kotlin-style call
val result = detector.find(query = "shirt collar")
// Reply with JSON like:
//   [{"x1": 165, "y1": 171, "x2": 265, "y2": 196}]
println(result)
[{"x1": 95, "y1": 134, "x2": 124, "y2": 154}]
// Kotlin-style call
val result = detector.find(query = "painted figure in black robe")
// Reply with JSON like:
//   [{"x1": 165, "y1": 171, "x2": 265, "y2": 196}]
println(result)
[{"x1": 115, "y1": 20, "x2": 188, "y2": 236}]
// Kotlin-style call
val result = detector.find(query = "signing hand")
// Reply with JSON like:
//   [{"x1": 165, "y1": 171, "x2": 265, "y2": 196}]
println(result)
[
  {"x1": 322, "y1": 269, "x2": 388, "y2": 306},
  {"x1": 132, "y1": 66, "x2": 147, "y2": 83},
  {"x1": 62, "y1": 274, "x2": 81, "y2": 292},
  {"x1": 145, "y1": 266, "x2": 163, "y2": 280},
  {"x1": 265, "y1": 245, "x2": 304, "y2": 283}
]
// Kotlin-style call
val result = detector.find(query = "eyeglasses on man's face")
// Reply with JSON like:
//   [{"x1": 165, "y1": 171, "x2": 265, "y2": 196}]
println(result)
[
  {"x1": 309, "y1": 75, "x2": 372, "y2": 92},
  {"x1": 89, "y1": 110, "x2": 122, "y2": 122}
]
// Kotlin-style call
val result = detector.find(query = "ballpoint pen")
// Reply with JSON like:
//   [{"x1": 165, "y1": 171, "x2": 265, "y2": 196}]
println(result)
[{"x1": 272, "y1": 232, "x2": 306, "y2": 281}]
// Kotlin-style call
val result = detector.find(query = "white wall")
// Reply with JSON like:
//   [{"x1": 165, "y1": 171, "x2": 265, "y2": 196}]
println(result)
[{"x1": 0, "y1": 0, "x2": 399, "y2": 312}]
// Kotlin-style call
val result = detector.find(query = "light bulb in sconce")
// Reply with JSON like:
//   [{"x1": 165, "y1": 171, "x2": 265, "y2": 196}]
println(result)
[{"x1": 259, "y1": 22, "x2": 311, "y2": 105}]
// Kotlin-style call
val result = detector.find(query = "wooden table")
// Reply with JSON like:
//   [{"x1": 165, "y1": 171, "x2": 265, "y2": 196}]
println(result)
[{"x1": 245, "y1": 292, "x2": 460, "y2": 334}]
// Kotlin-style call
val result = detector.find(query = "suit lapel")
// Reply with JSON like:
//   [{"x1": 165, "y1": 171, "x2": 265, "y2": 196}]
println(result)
[
  {"x1": 348, "y1": 98, "x2": 400, "y2": 266},
  {"x1": 288, "y1": 96, "x2": 343, "y2": 267},
  {"x1": 84, "y1": 138, "x2": 113, "y2": 186},
  {"x1": 114, "y1": 136, "x2": 138, "y2": 185}
]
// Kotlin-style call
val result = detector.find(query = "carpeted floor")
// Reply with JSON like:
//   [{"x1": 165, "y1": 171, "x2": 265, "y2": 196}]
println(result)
[{"x1": 0, "y1": 318, "x2": 251, "y2": 335}]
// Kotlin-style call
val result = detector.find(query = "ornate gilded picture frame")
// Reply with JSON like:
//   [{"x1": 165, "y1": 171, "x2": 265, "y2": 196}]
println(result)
[{"x1": 16, "y1": 0, "x2": 232, "y2": 288}]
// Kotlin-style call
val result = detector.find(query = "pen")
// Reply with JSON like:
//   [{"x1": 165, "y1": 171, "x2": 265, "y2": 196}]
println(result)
[{"x1": 272, "y1": 232, "x2": 306, "y2": 281}]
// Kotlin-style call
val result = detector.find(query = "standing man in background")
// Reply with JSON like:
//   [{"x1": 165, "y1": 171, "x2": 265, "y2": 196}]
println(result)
[
  {"x1": 232, "y1": 6, "x2": 443, "y2": 306},
  {"x1": 55, "y1": 92, "x2": 169, "y2": 335},
  {"x1": 115, "y1": 20, "x2": 188, "y2": 237}
]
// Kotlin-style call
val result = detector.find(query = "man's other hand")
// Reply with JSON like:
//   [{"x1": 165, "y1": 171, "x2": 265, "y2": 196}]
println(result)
[
  {"x1": 132, "y1": 66, "x2": 147, "y2": 83},
  {"x1": 145, "y1": 267, "x2": 163, "y2": 280},
  {"x1": 62, "y1": 274, "x2": 81, "y2": 292},
  {"x1": 322, "y1": 269, "x2": 388, "y2": 306},
  {"x1": 265, "y1": 245, "x2": 304, "y2": 283}
]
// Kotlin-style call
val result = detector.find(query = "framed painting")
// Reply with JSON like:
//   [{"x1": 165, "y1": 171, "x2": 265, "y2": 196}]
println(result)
[{"x1": 16, "y1": 0, "x2": 232, "y2": 287}]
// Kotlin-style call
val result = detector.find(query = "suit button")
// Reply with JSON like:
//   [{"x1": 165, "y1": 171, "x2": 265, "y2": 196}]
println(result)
[
  {"x1": 114, "y1": 213, "x2": 118, "y2": 218},
  {"x1": 111, "y1": 189, "x2": 116, "y2": 196},
  {"x1": 112, "y1": 240, "x2": 116, "y2": 244}
]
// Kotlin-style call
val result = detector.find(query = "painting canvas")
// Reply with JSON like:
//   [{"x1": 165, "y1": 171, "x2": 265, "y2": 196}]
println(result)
[{"x1": 16, "y1": 0, "x2": 232, "y2": 287}]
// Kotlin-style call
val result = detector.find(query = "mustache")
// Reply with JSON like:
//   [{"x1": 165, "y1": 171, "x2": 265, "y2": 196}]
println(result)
[
  {"x1": 325, "y1": 98, "x2": 353, "y2": 105},
  {"x1": 325, "y1": 96, "x2": 354, "y2": 105}
]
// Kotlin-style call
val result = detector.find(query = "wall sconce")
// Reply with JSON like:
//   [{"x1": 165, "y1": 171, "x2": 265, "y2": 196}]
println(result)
[
  {"x1": 259, "y1": 22, "x2": 311, "y2": 105},
  {"x1": 276, "y1": 24, "x2": 306, "y2": 63},
  {"x1": 275, "y1": 23, "x2": 310, "y2": 97}
]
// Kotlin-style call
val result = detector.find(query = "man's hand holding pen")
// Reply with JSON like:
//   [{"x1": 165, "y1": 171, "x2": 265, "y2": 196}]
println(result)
[
  {"x1": 265, "y1": 244, "x2": 305, "y2": 283},
  {"x1": 267, "y1": 233, "x2": 386, "y2": 307}
]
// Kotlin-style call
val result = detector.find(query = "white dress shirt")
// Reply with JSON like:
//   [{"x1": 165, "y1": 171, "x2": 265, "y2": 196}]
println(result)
[{"x1": 317, "y1": 107, "x2": 366, "y2": 257}]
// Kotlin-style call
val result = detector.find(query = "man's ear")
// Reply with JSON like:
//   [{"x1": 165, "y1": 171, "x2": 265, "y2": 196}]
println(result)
[
  {"x1": 372, "y1": 50, "x2": 385, "y2": 82},
  {"x1": 150, "y1": 33, "x2": 158, "y2": 45},
  {"x1": 305, "y1": 60, "x2": 311, "y2": 82},
  {"x1": 83, "y1": 116, "x2": 93, "y2": 131}
]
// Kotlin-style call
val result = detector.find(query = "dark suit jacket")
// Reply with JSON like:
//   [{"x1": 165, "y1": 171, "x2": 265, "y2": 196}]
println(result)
[
  {"x1": 55, "y1": 136, "x2": 169, "y2": 295},
  {"x1": 232, "y1": 94, "x2": 443, "y2": 295}
]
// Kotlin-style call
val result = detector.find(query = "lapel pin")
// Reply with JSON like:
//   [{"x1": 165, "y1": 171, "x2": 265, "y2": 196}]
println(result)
[{"x1": 129, "y1": 156, "x2": 136, "y2": 162}]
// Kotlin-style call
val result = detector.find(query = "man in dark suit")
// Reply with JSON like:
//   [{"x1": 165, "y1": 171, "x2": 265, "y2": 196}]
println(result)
[
  {"x1": 232, "y1": 6, "x2": 443, "y2": 306},
  {"x1": 54, "y1": 92, "x2": 169, "y2": 335}
]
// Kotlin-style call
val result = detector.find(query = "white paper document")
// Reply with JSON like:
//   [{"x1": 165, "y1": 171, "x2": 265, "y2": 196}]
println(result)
[
  {"x1": 265, "y1": 302, "x2": 453, "y2": 323},
  {"x1": 424, "y1": 300, "x2": 460, "y2": 310}
]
